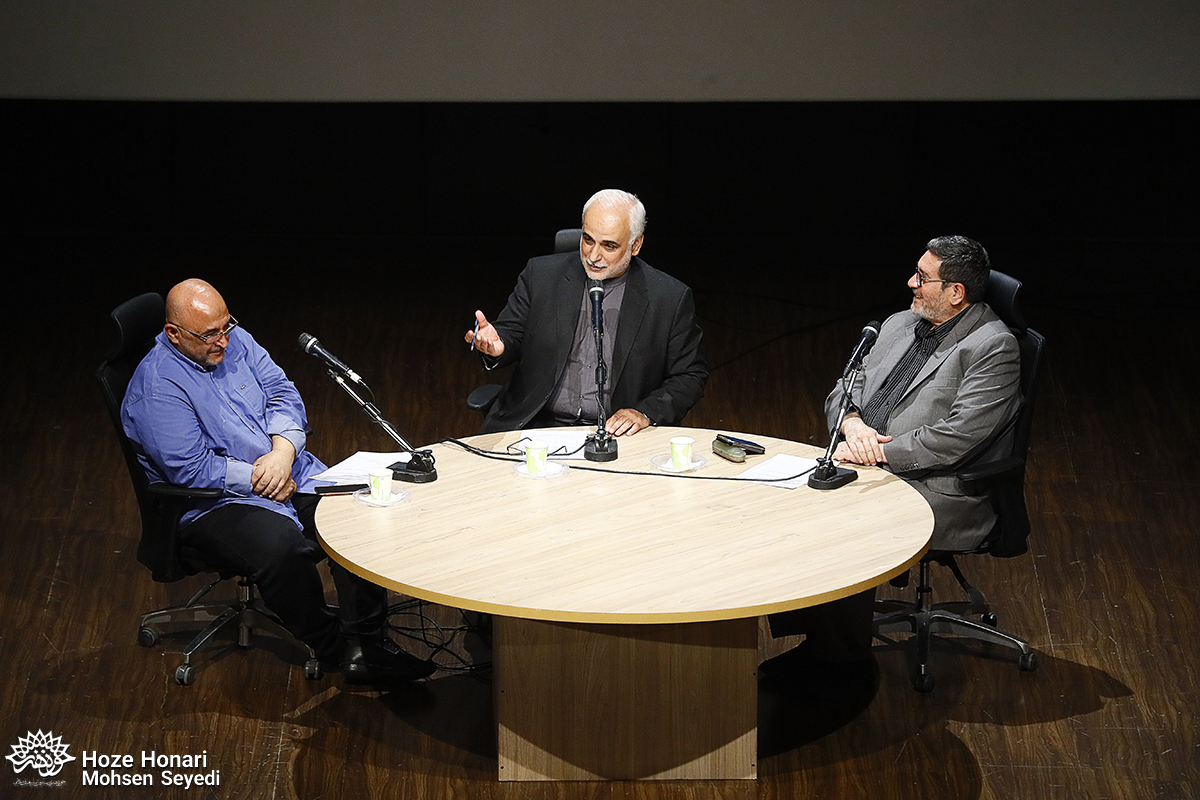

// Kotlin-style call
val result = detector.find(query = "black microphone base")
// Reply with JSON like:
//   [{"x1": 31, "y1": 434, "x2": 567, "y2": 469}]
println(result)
[
  {"x1": 584, "y1": 434, "x2": 618, "y2": 462},
  {"x1": 389, "y1": 452, "x2": 438, "y2": 483},
  {"x1": 391, "y1": 465, "x2": 438, "y2": 483},
  {"x1": 807, "y1": 460, "x2": 858, "y2": 490}
]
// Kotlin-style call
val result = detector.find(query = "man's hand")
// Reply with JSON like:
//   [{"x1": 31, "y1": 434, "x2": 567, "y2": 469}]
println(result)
[
  {"x1": 605, "y1": 408, "x2": 651, "y2": 436},
  {"x1": 835, "y1": 414, "x2": 892, "y2": 465},
  {"x1": 252, "y1": 436, "x2": 297, "y2": 502},
  {"x1": 273, "y1": 477, "x2": 298, "y2": 504},
  {"x1": 464, "y1": 310, "x2": 505, "y2": 358}
]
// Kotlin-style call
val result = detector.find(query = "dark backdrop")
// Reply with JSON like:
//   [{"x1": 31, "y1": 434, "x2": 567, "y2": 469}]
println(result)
[
  {"x1": 5, "y1": 99, "x2": 1198, "y2": 363},
  {"x1": 6, "y1": 100, "x2": 1195, "y2": 244}
]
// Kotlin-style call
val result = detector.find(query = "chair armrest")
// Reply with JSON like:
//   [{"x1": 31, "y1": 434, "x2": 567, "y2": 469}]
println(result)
[
  {"x1": 957, "y1": 457, "x2": 1025, "y2": 495},
  {"x1": 148, "y1": 483, "x2": 223, "y2": 500},
  {"x1": 467, "y1": 384, "x2": 503, "y2": 413},
  {"x1": 140, "y1": 484, "x2": 222, "y2": 582}
]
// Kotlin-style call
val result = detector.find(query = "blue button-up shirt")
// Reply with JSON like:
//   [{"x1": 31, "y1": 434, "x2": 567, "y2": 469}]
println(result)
[{"x1": 121, "y1": 327, "x2": 328, "y2": 528}]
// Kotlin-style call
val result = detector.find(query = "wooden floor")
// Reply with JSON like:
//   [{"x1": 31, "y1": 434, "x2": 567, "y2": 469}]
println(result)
[{"x1": 4, "y1": 233, "x2": 1198, "y2": 798}]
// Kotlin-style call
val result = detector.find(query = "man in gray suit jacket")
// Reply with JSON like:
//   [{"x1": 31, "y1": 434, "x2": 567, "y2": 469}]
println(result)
[
  {"x1": 827, "y1": 235, "x2": 1021, "y2": 552},
  {"x1": 762, "y1": 235, "x2": 1021, "y2": 683},
  {"x1": 465, "y1": 190, "x2": 707, "y2": 435}
]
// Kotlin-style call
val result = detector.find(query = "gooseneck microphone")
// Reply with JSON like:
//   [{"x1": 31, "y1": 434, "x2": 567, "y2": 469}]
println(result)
[
  {"x1": 584, "y1": 279, "x2": 618, "y2": 462},
  {"x1": 298, "y1": 333, "x2": 363, "y2": 385},
  {"x1": 300, "y1": 332, "x2": 437, "y2": 483},
  {"x1": 810, "y1": 320, "x2": 881, "y2": 490},
  {"x1": 842, "y1": 321, "x2": 881, "y2": 378}
]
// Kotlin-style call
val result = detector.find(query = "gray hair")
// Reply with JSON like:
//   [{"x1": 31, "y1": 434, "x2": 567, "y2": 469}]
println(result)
[{"x1": 582, "y1": 189, "x2": 647, "y2": 241}]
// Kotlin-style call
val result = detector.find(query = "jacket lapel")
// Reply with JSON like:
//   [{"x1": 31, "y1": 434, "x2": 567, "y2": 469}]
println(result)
[
  {"x1": 862, "y1": 314, "x2": 918, "y2": 400},
  {"x1": 551, "y1": 258, "x2": 585, "y2": 389},
  {"x1": 897, "y1": 302, "x2": 989, "y2": 403},
  {"x1": 610, "y1": 259, "x2": 648, "y2": 391}
]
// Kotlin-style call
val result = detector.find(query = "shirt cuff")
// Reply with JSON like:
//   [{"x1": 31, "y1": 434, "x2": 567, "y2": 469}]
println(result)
[
  {"x1": 225, "y1": 458, "x2": 255, "y2": 497},
  {"x1": 275, "y1": 428, "x2": 306, "y2": 456},
  {"x1": 266, "y1": 415, "x2": 306, "y2": 455}
]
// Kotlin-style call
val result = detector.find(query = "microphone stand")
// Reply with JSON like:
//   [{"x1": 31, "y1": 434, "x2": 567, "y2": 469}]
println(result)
[
  {"x1": 808, "y1": 363, "x2": 862, "y2": 490},
  {"x1": 329, "y1": 371, "x2": 437, "y2": 483},
  {"x1": 584, "y1": 315, "x2": 618, "y2": 462}
]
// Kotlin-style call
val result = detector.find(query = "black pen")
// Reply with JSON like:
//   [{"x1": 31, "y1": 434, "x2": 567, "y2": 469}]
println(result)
[{"x1": 470, "y1": 318, "x2": 479, "y2": 352}]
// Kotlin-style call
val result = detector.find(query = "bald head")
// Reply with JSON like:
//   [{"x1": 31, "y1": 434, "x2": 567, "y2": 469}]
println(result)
[
  {"x1": 166, "y1": 279, "x2": 224, "y2": 324},
  {"x1": 164, "y1": 279, "x2": 233, "y2": 368}
]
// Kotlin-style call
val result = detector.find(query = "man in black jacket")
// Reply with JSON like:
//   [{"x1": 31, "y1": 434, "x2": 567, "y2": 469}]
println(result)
[{"x1": 466, "y1": 189, "x2": 707, "y2": 435}]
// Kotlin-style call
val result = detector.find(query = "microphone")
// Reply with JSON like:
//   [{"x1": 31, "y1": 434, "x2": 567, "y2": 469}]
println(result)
[
  {"x1": 842, "y1": 321, "x2": 881, "y2": 378},
  {"x1": 812, "y1": 321, "x2": 881, "y2": 490},
  {"x1": 298, "y1": 333, "x2": 364, "y2": 384},
  {"x1": 584, "y1": 278, "x2": 617, "y2": 462},
  {"x1": 589, "y1": 279, "x2": 605, "y2": 332}
]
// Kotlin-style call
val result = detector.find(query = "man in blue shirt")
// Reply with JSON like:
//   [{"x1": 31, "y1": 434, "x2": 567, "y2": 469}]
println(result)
[{"x1": 122, "y1": 278, "x2": 434, "y2": 684}]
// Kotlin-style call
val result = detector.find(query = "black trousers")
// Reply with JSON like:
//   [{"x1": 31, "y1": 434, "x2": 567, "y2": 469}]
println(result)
[
  {"x1": 767, "y1": 588, "x2": 876, "y2": 663},
  {"x1": 179, "y1": 494, "x2": 387, "y2": 661}
]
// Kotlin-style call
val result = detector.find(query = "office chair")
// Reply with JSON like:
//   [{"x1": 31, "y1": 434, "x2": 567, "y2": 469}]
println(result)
[
  {"x1": 553, "y1": 226, "x2": 583, "y2": 256},
  {"x1": 466, "y1": 228, "x2": 584, "y2": 416},
  {"x1": 96, "y1": 292, "x2": 323, "y2": 686},
  {"x1": 873, "y1": 270, "x2": 1045, "y2": 692}
]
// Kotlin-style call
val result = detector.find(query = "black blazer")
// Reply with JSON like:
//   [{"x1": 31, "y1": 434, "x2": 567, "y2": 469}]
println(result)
[{"x1": 481, "y1": 252, "x2": 707, "y2": 433}]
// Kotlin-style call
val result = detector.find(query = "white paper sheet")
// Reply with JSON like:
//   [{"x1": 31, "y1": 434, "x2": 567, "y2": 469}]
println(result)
[
  {"x1": 312, "y1": 451, "x2": 412, "y2": 483},
  {"x1": 736, "y1": 453, "x2": 820, "y2": 489}
]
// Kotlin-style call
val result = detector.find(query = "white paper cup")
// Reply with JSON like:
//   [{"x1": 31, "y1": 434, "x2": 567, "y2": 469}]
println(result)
[
  {"x1": 525, "y1": 440, "x2": 548, "y2": 475},
  {"x1": 670, "y1": 436, "x2": 694, "y2": 469},
  {"x1": 368, "y1": 468, "x2": 393, "y2": 502}
]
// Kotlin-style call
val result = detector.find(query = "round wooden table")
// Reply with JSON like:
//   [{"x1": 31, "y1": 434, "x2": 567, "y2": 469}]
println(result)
[{"x1": 317, "y1": 427, "x2": 933, "y2": 781}]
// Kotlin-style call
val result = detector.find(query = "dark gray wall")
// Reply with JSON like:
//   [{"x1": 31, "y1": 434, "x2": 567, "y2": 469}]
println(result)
[{"x1": 3, "y1": 2, "x2": 1198, "y2": 101}]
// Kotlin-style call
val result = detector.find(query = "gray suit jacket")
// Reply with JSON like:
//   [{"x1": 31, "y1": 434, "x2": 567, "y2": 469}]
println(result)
[
  {"x1": 481, "y1": 252, "x2": 707, "y2": 434},
  {"x1": 825, "y1": 302, "x2": 1022, "y2": 551}
]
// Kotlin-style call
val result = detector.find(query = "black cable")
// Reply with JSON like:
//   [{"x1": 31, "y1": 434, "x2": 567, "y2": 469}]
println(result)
[
  {"x1": 438, "y1": 436, "x2": 818, "y2": 484},
  {"x1": 385, "y1": 597, "x2": 493, "y2": 680}
]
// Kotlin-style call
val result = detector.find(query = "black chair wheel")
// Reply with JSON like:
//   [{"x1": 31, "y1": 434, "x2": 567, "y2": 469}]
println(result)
[
  {"x1": 1018, "y1": 651, "x2": 1038, "y2": 672},
  {"x1": 913, "y1": 672, "x2": 935, "y2": 692},
  {"x1": 138, "y1": 627, "x2": 160, "y2": 648},
  {"x1": 305, "y1": 659, "x2": 324, "y2": 680},
  {"x1": 175, "y1": 664, "x2": 196, "y2": 686},
  {"x1": 981, "y1": 612, "x2": 998, "y2": 626}
]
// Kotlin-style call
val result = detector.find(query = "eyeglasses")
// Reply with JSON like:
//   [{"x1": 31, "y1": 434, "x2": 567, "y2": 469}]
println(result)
[
  {"x1": 172, "y1": 315, "x2": 239, "y2": 343},
  {"x1": 913, "y1": 270, "x2": 951, "y2": 288}
]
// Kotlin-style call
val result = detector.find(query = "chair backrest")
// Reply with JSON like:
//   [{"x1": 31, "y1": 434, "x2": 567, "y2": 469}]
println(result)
[
  {"x1": 554, "y1": 228, "x2": 583, "y2": 254},
  {"x1": 985, "y1": 270, "x2": 1045, "y2": 468},
  {"x1": 96, "y1": 292, "x2": 165, "y2": 515},
  {"x1": 95, "y1": 293, "x2": 195, "y2": 581},
  {"x1": 981, "y1": 270, "x2": 1046, "y2": 557}
]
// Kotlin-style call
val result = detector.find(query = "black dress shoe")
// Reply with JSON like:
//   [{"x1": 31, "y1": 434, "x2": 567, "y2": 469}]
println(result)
[{"x1": 340, "y1": 637, "x2": 437, "y2": 685}]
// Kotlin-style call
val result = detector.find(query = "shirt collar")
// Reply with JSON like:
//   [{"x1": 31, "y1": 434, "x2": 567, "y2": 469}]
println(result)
[{"x1": 917, "y1": 305, "x2": 968, "y2": 343}]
